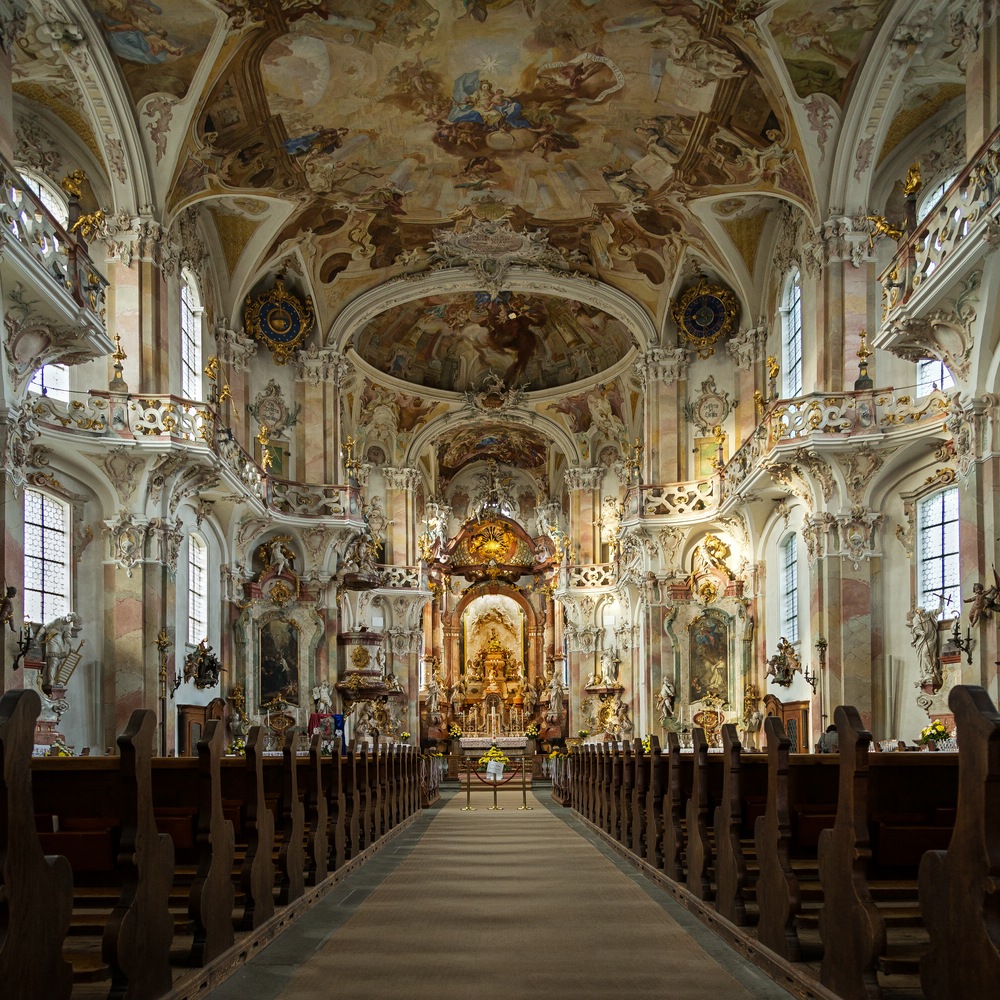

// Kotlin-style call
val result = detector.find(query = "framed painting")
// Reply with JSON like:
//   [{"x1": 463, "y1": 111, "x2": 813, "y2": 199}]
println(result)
[
  {"x1": 255, "y1": 439, "x2": 287, "y2": 478},
  {"x1": 259, "y1": 617, "x2": 299, "y2": 706},
  {"x1": 693, "y1": 437, "x2": 721, "y2": 478},
  {"x1": 688, "y1": 608, "x2": 730, "y2": 702}
]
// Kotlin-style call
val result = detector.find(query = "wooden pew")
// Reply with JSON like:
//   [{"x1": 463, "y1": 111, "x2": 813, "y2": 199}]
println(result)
[
  {"x1": 645, "y1": 736, "x2": 665, "y2": 870},
  {"x1": 631, "y1": 738, "x2": 648, "y2": 857},
  {"x1": 662, "y1": 732, "x2": 692, "y2": 884},
  {"x1": 619, "y1": 740, "x2": 634, "y2": 848},
  {"x1": 187, "y1": 719, "x2": 236, "y2": 965},
  {"x1": 104, "y1": 709, "x2": 175, "y2": 1000},
  {"x1": 303, "y1": 734, "x2": 328, "y2": 885},
  {"x1": 276, "y1": 733, "x2": 305, "y2": 906},
  {"x1": 754, "y1": 716, "x2": 840, "y2": 962},
  {"x1": 686, "y1": 728, "x2": 713, "y2": 901},
  {"x1": 340, "y1": 745, "x2": 361, "y2": 860},
  {"x1": 713, "y1": 724, "x2": 760, "y2": 926},
  {"x1": 754, "y1": 715, "x2": 803, "y2": 961},
  {"x1": 609, "y1": 743, "x2": 622, "y2": 840},
  {"x1": 817, "y1": 705, "x2": 887, "y2": 1000},
  {"x1": 0, "y1": 689, "x2": 74, "y2": 999},
  {"x1": 919, "y1": 684, "x2": 1000, "y2": 998}
]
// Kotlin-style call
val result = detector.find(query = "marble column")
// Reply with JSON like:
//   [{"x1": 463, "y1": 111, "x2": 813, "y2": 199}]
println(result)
[
  {"x1": 966, "y1": 7, "x2": 1000, "y2": 157},
  {"x1": 806, "y1": 508, "x2": 884, "y2": 736},
  {"x1": 565, "y1": 466, "x2": 603, "y2": 564},
  {"x1": 639, "y1": 349, "x2": 689, "y2": 483},
  {"x1": 383, "y1": 466, "x2": 420, "y2": 565},
  {"x1": 0, "y1": 2, "x2": 17, "y2": 159}
]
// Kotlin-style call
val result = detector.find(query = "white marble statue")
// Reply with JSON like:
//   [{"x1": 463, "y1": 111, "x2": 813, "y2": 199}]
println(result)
[
  {"x1": 312, "y1": 681, "x2": 334, "y2": 714},
  {"x1": 40, "y1": 612, "x2": 82, "y2": 695}
]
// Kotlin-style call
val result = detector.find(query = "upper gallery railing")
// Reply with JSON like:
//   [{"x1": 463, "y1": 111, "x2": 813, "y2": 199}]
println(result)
[
  {"x1": 0, "y1": 156, "x2": 108, "y2": 324},
  {"x1": 628, "y1": 386, "x2": 950, "y2": 520},
  {"x1": 29, "y1": 390, "x2": 361, "y2": 522},
  {"x1": 879, "y1": 122, "x2": 1000, "y2": 325}
]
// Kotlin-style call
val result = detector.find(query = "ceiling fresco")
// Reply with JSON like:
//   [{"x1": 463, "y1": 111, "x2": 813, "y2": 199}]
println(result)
[
  {"x1": 437, "y1": 424, "x2": 550, "y2": 477},
  {"x1": 10, "y1": 0, "x2": 970, "y2": 483},
  {"x1": 64, "y1": 0, "x2": 825, "y2": 313},
  {"x1": 353, "y1": 291, "x2": 633, "y2": 392},
  {"x1": 11, "y1": 0, "x2": 945, "y2": 339}
]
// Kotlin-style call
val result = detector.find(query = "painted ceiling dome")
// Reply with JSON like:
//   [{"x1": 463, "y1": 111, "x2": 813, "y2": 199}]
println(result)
[{"x1": 353, "y1": 291, "x2": 633, "y2": 392}]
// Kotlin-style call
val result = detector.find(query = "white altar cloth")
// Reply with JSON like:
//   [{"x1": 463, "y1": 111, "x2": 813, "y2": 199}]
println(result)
[{"x1": 459, "y1": 736, "x2": 528, "y2": 750}]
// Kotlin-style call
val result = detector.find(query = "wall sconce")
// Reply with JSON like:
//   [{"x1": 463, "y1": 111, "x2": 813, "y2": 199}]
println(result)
[
  {"x1": 13, "y1": 617, "x2": 37, "y2": 670},
  {"x1": 803, "y1": 636, "x2": 827, "y2": 692},
  {"x1": 951, "y1": 614, "x2": 973, "y2": 665}
]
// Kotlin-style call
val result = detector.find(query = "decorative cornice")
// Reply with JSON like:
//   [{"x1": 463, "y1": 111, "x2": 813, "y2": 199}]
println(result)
[
  {"x1": 564, "y1": 466, "x2": 604, "y2": 491},
  {"x1": 635, "y1": 346, "x2": 690, "y2": 385},
  {"x1": 295, "y1": 346, "x2": 354, "y2": 388},
  {"x1": 1, "y1": 3, "x2": 28, "y2": 59},
  {"x1": 383, "y1": 466, "x2": 421, "y2": 492}
]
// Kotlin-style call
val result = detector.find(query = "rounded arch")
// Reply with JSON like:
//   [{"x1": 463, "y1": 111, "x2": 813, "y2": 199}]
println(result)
[
  {"x1": 403, "y1": 407, "x2": 585, "y2": 472},
  {"x1": 54, "y1": 0, "x2": 157, "y2": 215},
  {"x1": 325, "y1": 266, "x2": 658, "y2": 363},
  {"x1": 828, "y1": 0, "x2": 938, "y2": 214}
]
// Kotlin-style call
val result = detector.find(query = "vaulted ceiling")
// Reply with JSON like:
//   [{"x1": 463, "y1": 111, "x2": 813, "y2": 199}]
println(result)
[{"x1": 12, "y1": 0, "x2": 969, "y2": 409}]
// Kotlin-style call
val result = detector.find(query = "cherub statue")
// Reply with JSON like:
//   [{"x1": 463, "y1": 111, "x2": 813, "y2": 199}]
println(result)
[{"x1": 0, "y1": 584, "x2": 15, "y2": 632}]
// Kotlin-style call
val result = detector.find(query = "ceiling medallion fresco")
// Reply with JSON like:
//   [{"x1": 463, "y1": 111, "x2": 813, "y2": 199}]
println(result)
[
  {"x1": 355, "y1": 291, "x2": 632, "y2": 393},
  {"x1": 437, "y1": 425, "x2": 548, "y2": 477}
]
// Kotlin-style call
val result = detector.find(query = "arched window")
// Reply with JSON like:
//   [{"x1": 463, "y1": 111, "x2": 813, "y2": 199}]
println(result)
[
  {"x1": 916, "y1": 358, "x2": 954, "y2": 395},
  {"x1": 779, "y1": 533, "x2": 799, "y2": 644},
  {"x1": 917, "y1": 488, "x2": 960, "y2": 616},
  {"x1": 19, "y1": 169, "x2": 68, "y2": 227},
  {"x1": 180, "y1": 271, "x2": 203, "y2": 401},
  {"x1": 187, "y1": 532, "x2": 208, "y2": 647},
  {"x1": 28, "y1": 363, "x2": 70, "y2": 402},
  {"x1": 917, "y1": 173, "x2": 959, "y2": 225},
  {"x1": 23, "y1": 488, "x2": 70, "y2": 622},
  {"x1": 781, "y1": 269, "x2": 803, "y2": 398}
]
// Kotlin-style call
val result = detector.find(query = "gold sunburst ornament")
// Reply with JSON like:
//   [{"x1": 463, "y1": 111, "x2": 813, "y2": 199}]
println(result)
[{"x1": 468, "y1": 519, "x2": 514, "y2": 562}]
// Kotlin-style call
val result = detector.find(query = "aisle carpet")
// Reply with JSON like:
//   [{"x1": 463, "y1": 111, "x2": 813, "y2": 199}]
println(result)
[{"x1": 207, "y1": 788, "x2": 793, "y2": 1000}]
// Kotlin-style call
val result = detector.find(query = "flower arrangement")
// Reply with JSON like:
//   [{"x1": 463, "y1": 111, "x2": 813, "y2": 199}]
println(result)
[
  {"x1": 641, "y1": 735, "x2": 652, "y2": 753},
  {"x1": 400, "y1": 731, "x2": 411, "y2": 741},
  {"x1": 227, "y1": 737, "x2": 247, "y2": 756},
  {"x1": 45, "y1": 738, "x2": 73, "y2": 757},
  {"x1": 917, "y1": 719, "x2": 950, "y2": 746},
  {"x1": 448, "y1": 723, "x2": 463, "y2": 738},
  {"x1": 525, "y1": 723, "x2": 540, "y2": 738},
  {"x1": 478, "y1": 745, "x2": 511, "y2": 767},
  {"x1": 578, "y1": 729, "x2": 589, "y2": 738},
  {"x1": 548, "y1": 749, "x2": 567, "y2": 759}
]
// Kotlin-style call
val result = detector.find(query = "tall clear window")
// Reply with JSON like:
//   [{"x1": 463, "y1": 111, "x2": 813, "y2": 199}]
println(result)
[
  {"x1": 780, "y1": 533, "x2": 799, "y2": 644},
  {"x1": 782, "y1": 270, "x2": 803, "y2": 398},
  {"x1": 188, "y1": 533, "x2": 208, "y2": 647},
  {"x1": 916, "y1": 359, "x2": 954, "y2": 395},
  {"x1": 20, "y1": 170, "x2": 68, "y2": 227},
  {"x1": 917, "y1": 488, "x2": 960, "y2": 618},
  {"x1": 23, "y1": 489, "x2": 70, "y2": 623},
  {"x1": 28, "y1": 363, "x2": 70, "y2": 402},
  {"x1": 917, "y1": 173, "x2": 959, "y2": 225},
  {"x1": 180, "y1": 273, "x2": 202, "y2": 401}
]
